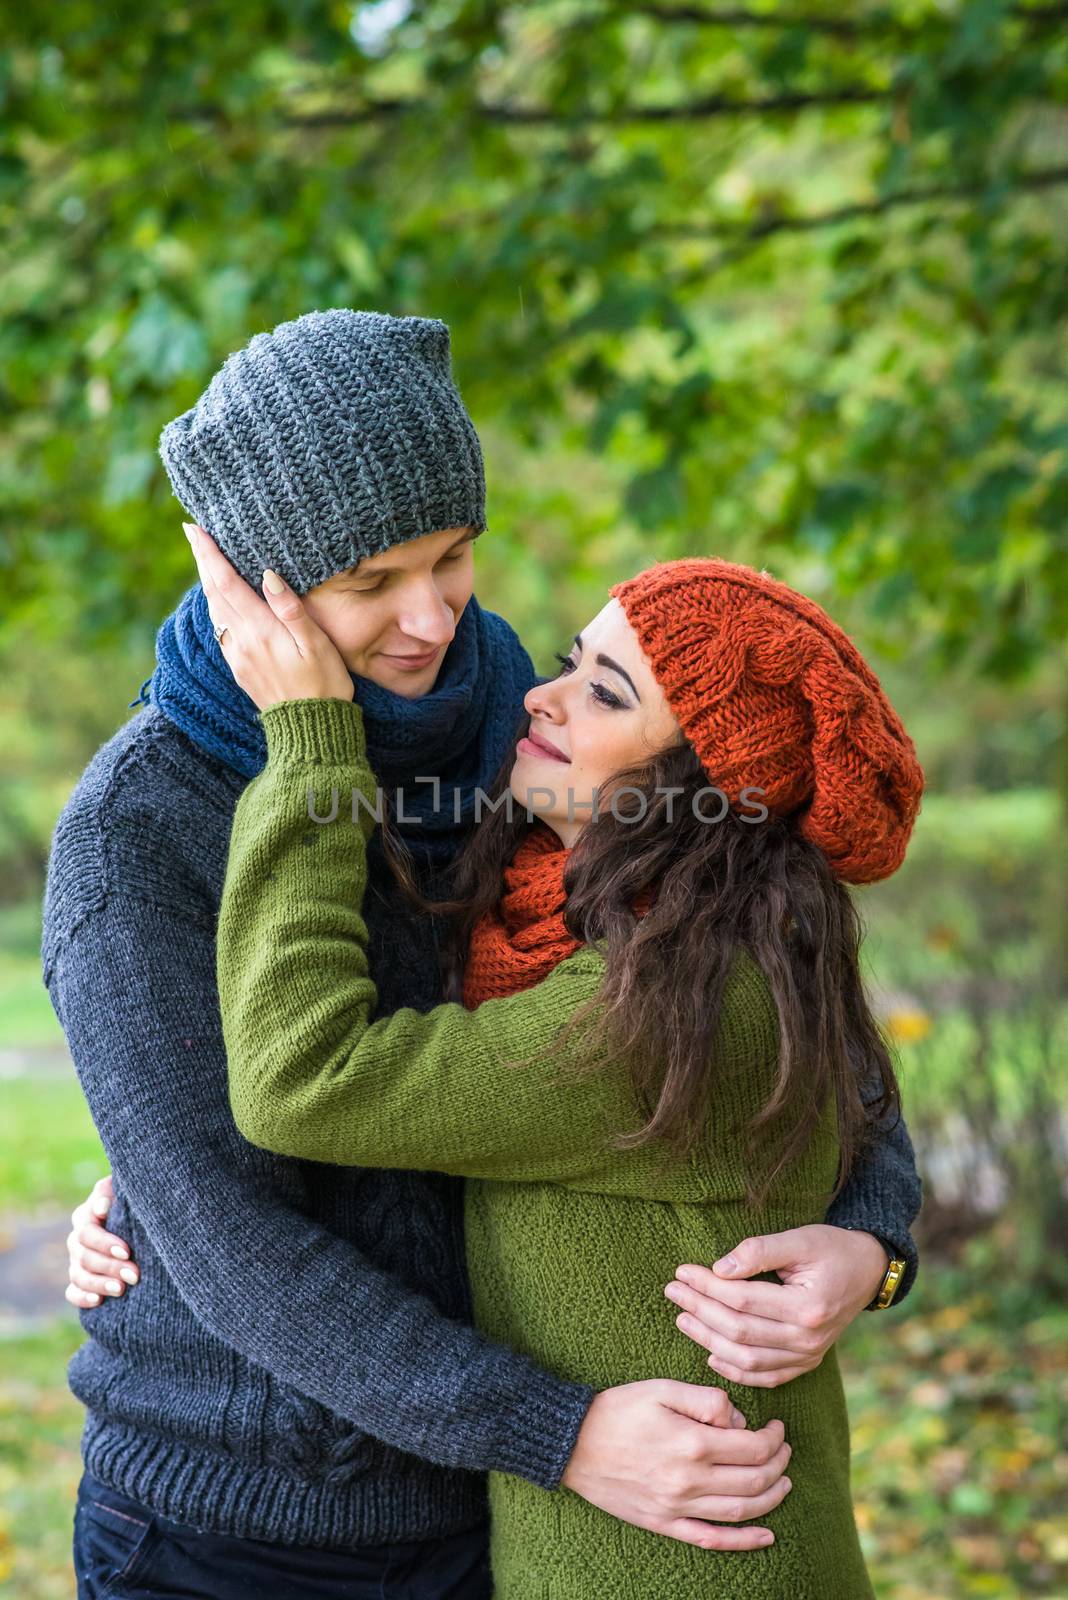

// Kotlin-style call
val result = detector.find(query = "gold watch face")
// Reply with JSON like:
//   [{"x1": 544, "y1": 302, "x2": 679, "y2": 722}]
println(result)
[{"x1": 876, "y1": 1258, "x2": 906, "y2": 1307}]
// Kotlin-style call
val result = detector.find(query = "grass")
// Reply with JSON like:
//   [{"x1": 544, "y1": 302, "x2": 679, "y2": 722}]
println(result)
[
  {"x1": 0, "y1": 1079, "x2": 105, "y2": 1216},
  {"x1": 840, "y1": 1242, "x2": 1068, "y2": 1598},
  {"x1": 0, "y1": 899, "x2": 105, "y2": 1597},
  {"x1": 0, "y1": 902, "x2": 64, "y2": 1050},
  {"x1": 0, "y1": 1320, "x2": 84, "y2": 1600},
  {"x1": 2, "y1": 1240, "x2": 1065, "y2": 1598}
]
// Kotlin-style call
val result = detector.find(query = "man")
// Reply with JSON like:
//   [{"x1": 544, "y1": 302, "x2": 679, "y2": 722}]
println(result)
[{"x1": 47, "y1": 309, "x2": 921, "y2": 1598}]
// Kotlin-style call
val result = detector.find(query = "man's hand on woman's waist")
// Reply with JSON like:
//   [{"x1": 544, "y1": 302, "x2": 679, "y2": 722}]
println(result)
[{"x1": 665, "y1": 1223, "x2": 891, "y2": 1386}]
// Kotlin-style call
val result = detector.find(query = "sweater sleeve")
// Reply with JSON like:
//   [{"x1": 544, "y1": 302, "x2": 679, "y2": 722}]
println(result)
[
  {"x1": 219, "y1": 697, "x2": 780, "y2": 1192},
  {"x1": 47, "y1": 890, "x2": 593, "y2": 1488},
  {"x1": 824, "y1": 1080, "x2": 923, "y2": 1310}
]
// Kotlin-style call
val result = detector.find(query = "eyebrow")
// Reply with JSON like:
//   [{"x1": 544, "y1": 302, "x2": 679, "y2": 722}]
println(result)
[
  {"x1": 573, "y1": 633, "x2": 641, "y2": 702},
  {"x1": 340, "y1": 527, "x2": 479, "y2": 580}
]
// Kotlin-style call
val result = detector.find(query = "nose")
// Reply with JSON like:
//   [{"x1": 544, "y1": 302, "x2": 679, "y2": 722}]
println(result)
[
  {"x1": 524, "y1": 676, "x2": 567, "y2": 726},
  {"x1": 396, "y1": 577, "x2": 458, "y2": 647}
]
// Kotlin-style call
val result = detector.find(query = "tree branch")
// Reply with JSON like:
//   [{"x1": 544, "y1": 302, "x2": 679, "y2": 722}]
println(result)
[
  {"x1": 624, "y1": 4, "x2": 888, "y2": 36},
  {"x1": 624, "y1": 1, "x2": 1068, "y2": 34},
  {"x1": 656, "y1": 163, "x2": 1068, "y2": 248},
  {"x1": 189, "y1": 83, "x2": 891, "y2": 129}
]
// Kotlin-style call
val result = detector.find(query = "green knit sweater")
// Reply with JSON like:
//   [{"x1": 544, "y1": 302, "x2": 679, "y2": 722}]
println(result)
[{"x1": 217, "y1": 698, "x2": 874, "y2": 1600}]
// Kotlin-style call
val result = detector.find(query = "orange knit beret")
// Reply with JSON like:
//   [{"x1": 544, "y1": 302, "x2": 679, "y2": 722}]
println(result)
[{"x1": 609, "y1": 558, "x2": 925, "y2": 885}]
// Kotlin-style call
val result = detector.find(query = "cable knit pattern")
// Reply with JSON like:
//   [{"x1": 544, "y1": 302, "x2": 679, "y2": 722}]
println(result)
[
  {"x1": 157, "y1": 309, "x2": 486, "y2": 593},
  {"x1": 39, "y1": 676, "x2": 596, "y2": 1547},
  {"x1": 219, "y1": 697, "x2": 877, "y2": 1598},
  {"x1": 40, "y1": 583, "x2": 920, "y2": 1554},
  {"x1": 610, "y1": 559, "x2": 926, "y2": 885}
]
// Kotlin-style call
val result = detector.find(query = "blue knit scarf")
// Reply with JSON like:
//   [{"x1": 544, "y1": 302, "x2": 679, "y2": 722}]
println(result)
[{"x1": 131, "y1": 584, "x2": 537, "y2": 869}]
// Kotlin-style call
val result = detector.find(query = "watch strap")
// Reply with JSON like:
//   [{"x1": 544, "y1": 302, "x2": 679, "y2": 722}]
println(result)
[{"x1": 873, "y1": 1255, "x2": 907, "y2": 1309}]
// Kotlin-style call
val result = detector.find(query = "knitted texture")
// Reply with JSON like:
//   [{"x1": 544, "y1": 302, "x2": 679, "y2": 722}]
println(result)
[
  {"x1": 39, "y1": 699, "x2": 596, "y2": 1549},
  {"x1": 610, "y1": 558, "x2": 925, "y2": 885},
  {"x1": 218, "y1": 696, "x2": 877, "y2": 1598},
  {"x1": 158, "y1": 309, "x2": 486, "y2": 593},
  {"x1": 462, "y1": 820, "x2": 655, "y2": 1007},
  {"x1": 462, "y1": 821, "x2": 576, "y2": 1005},
  {"x1": 458, "y1": 776, "x2": 921, "y2": 1306},
  {"x1": 129, "y1": 582, "x2": 534, "y2": 873}
]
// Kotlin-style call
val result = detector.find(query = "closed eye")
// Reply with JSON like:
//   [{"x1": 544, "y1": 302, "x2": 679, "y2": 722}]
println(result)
[{"x1": 348, "y1": 546, "x2": 469, "y2": 594}]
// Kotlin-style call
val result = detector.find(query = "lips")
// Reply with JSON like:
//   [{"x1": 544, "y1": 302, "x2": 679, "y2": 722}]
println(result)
[
  {"x1": 523, "y1": 728, "x2": 570, "y2": 763},
  {"x1": 380, "y1": 647, "x2": 440, "y2": 666}
]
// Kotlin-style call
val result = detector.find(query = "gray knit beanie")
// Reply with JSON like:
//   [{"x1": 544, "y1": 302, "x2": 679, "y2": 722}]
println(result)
[{"x1": 158, "y1": 308, "x2": 486, "y2": 593}]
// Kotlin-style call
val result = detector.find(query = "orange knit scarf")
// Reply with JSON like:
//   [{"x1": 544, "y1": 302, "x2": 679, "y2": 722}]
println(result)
[
  {"x1": 462, "y1": 821, "x2": 655, "y2": 1008},
  {"x1": 462, "y1": 822, "x2": 580, "y2": 1008}
]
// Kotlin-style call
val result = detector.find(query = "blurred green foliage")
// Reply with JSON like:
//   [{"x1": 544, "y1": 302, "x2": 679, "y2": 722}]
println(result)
[
  {"x1": 5, "y1": 0, "x2": 1067, "y2": 970},
  {"x1": 0, "y1": 1321, "x2": 87, "y2": 1600},
  {"x1": 0, "y1": 1078, "x2": 102, "y2": 1214},
  {"x1": 841, "y1": 1259, "x2": 1068, "y2": 1597},
  {"x1": 0, "y1": 902, "x2": 65, "y2": 1045},
  {"x1": 2, "y1": 0, "x2": 1067, "y2": 682},
  {"x1": 2, "y1": 1122, "x2": 1066, "y2": 1598}
]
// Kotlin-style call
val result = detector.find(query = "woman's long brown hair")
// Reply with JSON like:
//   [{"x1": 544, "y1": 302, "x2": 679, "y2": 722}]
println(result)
[{"x1": 380, "y1": 714, "x2": 902, "y2": 1208}]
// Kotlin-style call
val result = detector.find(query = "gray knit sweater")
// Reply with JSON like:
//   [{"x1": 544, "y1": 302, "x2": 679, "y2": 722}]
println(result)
[
  {"x1": 41, "y1": 707, "x2": 593, "y2": 1546},
  {"x1": 40, "y1": 705, "x2": 921, "y2": 1548}
]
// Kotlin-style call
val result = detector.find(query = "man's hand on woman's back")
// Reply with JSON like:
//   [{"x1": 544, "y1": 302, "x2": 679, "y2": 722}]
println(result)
[
  {"x1": 665, "y1": 1223, "x2": 891, "y2": 1386},
  {"x1": 562, "y1": 1379, "x2": 790, "y2": 1550},
  {"x1": 66, "y1": 1176, "x2": 794, "y2": 1552}
]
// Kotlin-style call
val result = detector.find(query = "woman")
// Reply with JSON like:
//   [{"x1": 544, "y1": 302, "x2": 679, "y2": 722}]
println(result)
[{"x1": 188, "y1": 530, "x2": 923, "y2": 1597}]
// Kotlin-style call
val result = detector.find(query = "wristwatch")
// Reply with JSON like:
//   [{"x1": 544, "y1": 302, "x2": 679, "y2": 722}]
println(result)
[{"x1": 872, "y1": 1252, "x2": 907, "y2": 1310}]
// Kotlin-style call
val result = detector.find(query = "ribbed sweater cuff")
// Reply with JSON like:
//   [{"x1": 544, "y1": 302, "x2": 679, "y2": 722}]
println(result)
[
  {"x1": 490, "y1": 1373, "x2": 595, "y2": 1490},
  {"x1": 259, "y1": 697, "x2": 367, "y2": 767}
]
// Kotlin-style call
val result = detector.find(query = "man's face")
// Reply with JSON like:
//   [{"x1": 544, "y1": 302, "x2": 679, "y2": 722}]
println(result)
[{"x1": 301, "y1": 526, "x2": 477, "y2": 696}]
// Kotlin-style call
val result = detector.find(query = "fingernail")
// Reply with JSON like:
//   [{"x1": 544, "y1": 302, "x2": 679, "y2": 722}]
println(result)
[
  {"x1": 675, "y1": 1266, "x2": 693, "y2": 1283},
  {"x1": 759, "y1": 1532, "x2": 774, "y2": 1545},
  {"x1": 85, "y1": 1293, "x2": 100, "y2": 1306},
  {"x1": 109, "y1": 1245, "x2": 129, "y2": 1260},
  {"x1": 105, "y1": 1279, "x2": 122, "y2": 1295},
  {"x1": 119, "y1": 1267, "x2": 138, "y2": 1285},
  {"x1": 91, "y1": 1201, "x2": 109, "y2": 1217},
  {"x1": 182, "y1": 522, "x2": 197, "y2": 541},
  {"x1": 664, "y1": 1283, "x2": 683, "y2": 1303},
  {"x1": 731, "y1": 1408, "x2": 746, "y2": 1427},
  {"x1": 263, "y1": 569, "x2": 285, "y2": 594},
  {"x1": 782, "y1": 1477, "x2": 792, "y2": 1491},
  {"x1": 715, "y1": 1255, "x2": 738, "y2": 1274}
]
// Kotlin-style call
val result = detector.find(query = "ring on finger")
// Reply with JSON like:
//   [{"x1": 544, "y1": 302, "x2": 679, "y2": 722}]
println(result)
[{"x1": 212, "y1": 619, "x2": 229, "y2": 646}]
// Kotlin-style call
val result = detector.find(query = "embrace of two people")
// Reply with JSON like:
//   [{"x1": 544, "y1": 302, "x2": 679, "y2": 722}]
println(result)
[{"x1": 47, "y1": 309, "x2": 923, "y2": 1599}]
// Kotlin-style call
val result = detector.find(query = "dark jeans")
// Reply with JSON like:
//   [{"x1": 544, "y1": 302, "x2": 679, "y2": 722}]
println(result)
[{"x1": 73, "y1": 1471, "x2": 493, "y2": 1599}]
